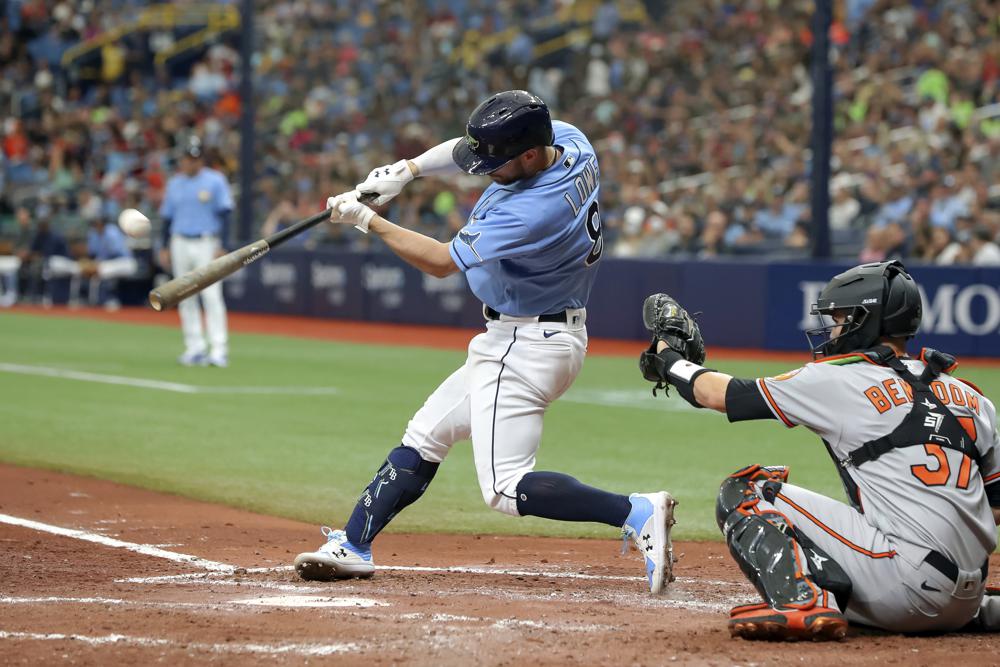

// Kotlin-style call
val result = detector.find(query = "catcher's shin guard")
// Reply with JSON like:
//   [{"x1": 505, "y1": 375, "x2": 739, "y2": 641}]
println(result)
[
  {"x1": 344, "y1": 445, "x2": 439, "y2": 546},
  {"x1": 717, "y1": 465, "x2": 849, "y2": 640}
]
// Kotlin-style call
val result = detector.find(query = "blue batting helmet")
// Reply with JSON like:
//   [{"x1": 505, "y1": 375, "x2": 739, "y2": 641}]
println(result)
[{"x1": 452, "y1": 90, "x2": 554, "y2": 175}]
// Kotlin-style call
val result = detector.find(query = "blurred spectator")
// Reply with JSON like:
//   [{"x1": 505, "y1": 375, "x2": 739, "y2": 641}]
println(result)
[
  {"x1": 0, "y1": 0, "x2": 995, "y2": 265},
  {"x1": 966, "y1": 226, "x2": 1000, "y2": 266},
  {"x1": 829, "y1": 175, "x2": 860, "y2": 230},
  {"x1": 46, "y1": 216, "x2": 136, "y2": 309},
  {"x1": 0, "y1": 206, "x2": 32, "y2": 306}
]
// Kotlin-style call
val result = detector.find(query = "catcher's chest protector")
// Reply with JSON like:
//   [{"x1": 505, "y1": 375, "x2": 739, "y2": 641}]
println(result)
[{"x1": 834, "y1": 349, "x2": 979, "y2": 509}]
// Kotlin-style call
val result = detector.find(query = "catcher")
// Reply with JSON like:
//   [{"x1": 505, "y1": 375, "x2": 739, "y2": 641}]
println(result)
[{"x1": 639, "y1": 260, "x2": 1000, "y2": 640}]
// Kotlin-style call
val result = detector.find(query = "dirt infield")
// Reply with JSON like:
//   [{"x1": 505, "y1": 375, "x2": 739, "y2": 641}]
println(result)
[{"x1": 1, "y1": 465, "x2": 999, "y2": 665}]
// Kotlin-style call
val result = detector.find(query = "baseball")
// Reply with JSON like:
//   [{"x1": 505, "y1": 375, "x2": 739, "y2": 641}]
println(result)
[{"x1": 118, "y1": 208, "x2": 151, "y2": 238}]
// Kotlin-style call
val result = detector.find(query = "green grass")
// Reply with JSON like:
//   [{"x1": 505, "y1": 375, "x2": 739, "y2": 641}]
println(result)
[{"x1": 2, "y1": 311, "x2": 999, "y2": 541}]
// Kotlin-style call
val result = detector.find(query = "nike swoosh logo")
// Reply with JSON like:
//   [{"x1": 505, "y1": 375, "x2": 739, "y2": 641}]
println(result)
[
  {"x1": 920, "y1": 581, "x2": 941, "y2": 592},
  {"x1": 543, "y1": 330, "x2": 561, "y2": 338}
]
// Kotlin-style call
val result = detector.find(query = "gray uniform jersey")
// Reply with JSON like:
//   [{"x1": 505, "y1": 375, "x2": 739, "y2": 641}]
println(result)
[{"x1": 756, "y1": 354, "x2": 1000, "y2": 570}]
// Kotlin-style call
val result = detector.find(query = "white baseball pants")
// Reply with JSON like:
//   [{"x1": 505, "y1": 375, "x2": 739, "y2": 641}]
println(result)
[
  {"x1": 754, "y1": 481, "x2": 985, "y2": 632},
  {"x1": 170, "y1": 236, "x2": 228, "y2": 357},
  {"x1": 402, "y1": 309, "x2": 587, "y2": 516},
  {"x1": 0, "y1": 255, "x2": 21, "y2": 306}
]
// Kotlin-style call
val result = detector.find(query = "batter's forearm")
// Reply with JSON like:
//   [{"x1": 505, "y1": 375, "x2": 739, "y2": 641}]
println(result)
[
  {"x1": 409, "y1": 138, "x2": 463, "y2": 179},
  {"x1": 368, "y1": 215, "x2": 459, "y2": 278}
]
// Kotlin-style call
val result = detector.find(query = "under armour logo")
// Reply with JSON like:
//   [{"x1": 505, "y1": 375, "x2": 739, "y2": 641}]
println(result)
[
  {"x1": 922, "y1": 398, "x2": 936, "y2": 410},
  {"x1": 809, "y1": 551, "x2": 828, "y2": 571}
]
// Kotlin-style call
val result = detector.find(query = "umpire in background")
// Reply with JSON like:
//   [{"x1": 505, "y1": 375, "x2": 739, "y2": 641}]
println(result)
[{"x1": 159, "y1": 136, "x2": 234, "y2": 367}]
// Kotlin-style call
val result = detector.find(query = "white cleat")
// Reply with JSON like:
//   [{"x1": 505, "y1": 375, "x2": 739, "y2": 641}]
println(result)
[
  {"x1": 622, "y1": 491, "x2": 677, "y2": 594},
  {"x1": 294, "y1": 527, "x2": 375, "y2": 581}
]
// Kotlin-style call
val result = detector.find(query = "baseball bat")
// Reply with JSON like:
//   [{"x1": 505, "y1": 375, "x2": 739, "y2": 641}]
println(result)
[{"x1": 148, "y1": 193, "x2": 376, "y2": 311}]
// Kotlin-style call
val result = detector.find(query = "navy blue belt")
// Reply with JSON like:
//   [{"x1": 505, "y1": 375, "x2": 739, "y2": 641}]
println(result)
[
  {"x1": 177, "y1": 232, "x2": 217, "y2": 239},
  {"x1": 484, "y1": 306, "x2": 567, "y2": 323}
]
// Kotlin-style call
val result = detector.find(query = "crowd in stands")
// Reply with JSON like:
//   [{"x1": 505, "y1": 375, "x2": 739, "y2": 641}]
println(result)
[{"x1": 0, "y1": 0, "x2": 998, "y2": 306}]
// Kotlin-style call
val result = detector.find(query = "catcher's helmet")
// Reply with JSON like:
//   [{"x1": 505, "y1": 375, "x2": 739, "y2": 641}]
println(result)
[
  {"x1": 452, "y1": 90, "x2": 554, "y2": 175},
  {"x1": 806, "y1": 260, "x2": 922, "y2": 358}
]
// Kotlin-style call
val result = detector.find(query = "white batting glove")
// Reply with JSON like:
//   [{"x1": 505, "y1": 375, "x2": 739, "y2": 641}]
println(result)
[
  {"x1": 327, "y1": 190, "x2": 376, "y2": 234},
  {"x1": 355, "y1": 159, "x2": 414, "y2": 206}
]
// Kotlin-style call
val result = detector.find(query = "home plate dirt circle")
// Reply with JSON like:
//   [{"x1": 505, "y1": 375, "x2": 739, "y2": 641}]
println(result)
[{"x1": 1, "y1": 464, "x2": 999, "y2": 666}]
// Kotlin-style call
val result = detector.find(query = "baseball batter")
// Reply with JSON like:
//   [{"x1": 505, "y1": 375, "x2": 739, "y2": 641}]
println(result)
[
  {"x1": 639, "y1": 260, "x2": 999, "y2": 640},
  {"x1": 295, "y1": 90, "x2": 676, "y2": 594},
  {"x1": 159, "y1": 137, "x2": 234, "y2": 367}
]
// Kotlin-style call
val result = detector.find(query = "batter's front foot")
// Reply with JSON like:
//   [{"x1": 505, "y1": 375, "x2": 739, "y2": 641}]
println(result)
[
  {"x1": 294, "y1": 527, "x2": 375, "y2": 581},
  {"x1": 622, "y1": 491, "x2": 677, "y2": 594}
]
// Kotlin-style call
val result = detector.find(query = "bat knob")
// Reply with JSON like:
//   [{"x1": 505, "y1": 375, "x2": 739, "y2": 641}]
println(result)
[{"x1": 149, "y1": 291, "x2": 164, "y2": 311}]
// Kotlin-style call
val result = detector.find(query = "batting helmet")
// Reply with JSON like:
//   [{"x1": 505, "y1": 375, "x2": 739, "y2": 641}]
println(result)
[
  {"x1": 451, "y1": 90, "x2": 554, "y2": 175},
  {"x1": 806, "y1": 260, "x2": 922, "y2": 358},
  {"x1": 182, "y1": 135, "x2": 203, "y2": 159}
]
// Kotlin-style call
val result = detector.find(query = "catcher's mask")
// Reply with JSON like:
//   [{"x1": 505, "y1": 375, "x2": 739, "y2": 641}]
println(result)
[{"x1": 806, "y1": 260, "x2": 922, "y2": 359}]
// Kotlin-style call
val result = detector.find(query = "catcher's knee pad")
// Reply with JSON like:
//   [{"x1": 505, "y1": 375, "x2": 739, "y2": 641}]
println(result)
[
  {"x1": 347, "y1": 445, "x2": 440, "y2": 544},
  {"x1": 716, "y1": 464, "x2": 789, "y2": 532}
]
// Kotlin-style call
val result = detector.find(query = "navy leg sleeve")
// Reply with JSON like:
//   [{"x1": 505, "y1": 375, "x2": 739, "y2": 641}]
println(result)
[
  {"x1": 344, "y1": 445, "x2": 439, "y2": 546},
  {"x1": 515, "y1": 471, "x2": 631, "y2": 527}
]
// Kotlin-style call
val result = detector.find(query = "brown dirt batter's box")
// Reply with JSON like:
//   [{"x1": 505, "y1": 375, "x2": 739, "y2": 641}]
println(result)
[{"x1": 1, "y1": 465, "x2": 999, "y2": 665}]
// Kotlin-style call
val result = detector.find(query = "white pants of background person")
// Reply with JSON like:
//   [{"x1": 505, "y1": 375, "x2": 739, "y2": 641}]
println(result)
[
  {"x1": 170, "y1": 235, "x2": 228, "y2": 363},
  {"x1": 0, "y1": 255, "x2": 20, "y2": 307},
  {"x1": 46, "y1": 255, "x2": 138, "y2": 307}
]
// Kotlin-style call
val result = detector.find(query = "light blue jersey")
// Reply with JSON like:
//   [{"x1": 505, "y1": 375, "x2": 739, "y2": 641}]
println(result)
[
  {"x1": 448, "y1": 121, "x2": 603, "y2": 317},
  {"x1": 160, "y1": 168, "x2": 234, "y2": 237}
]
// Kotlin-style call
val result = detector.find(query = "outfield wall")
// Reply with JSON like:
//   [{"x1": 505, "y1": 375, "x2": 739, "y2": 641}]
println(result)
[{"x1": 220, "y1": 249, "x2": 1000, "y2": 357}]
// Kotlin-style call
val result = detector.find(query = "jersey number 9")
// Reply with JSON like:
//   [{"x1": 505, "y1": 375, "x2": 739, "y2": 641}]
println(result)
[{"x1": 584, "y1": 201, "x2": 603, "y2": 266}]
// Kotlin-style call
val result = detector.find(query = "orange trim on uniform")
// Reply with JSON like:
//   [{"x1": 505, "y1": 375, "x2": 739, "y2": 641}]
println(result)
[
  {"x1": 757, "y1": 378, "x2": 795, "y2": 428},
  {"x1": 983, "y1": 470, "x2": 1000, "y2": 485},
  {"x1": 775, "y1": 492, "x2": 897, "y2": 559}
]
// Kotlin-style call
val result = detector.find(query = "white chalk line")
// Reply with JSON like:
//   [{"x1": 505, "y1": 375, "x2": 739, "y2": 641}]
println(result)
[
  {"x1": 121, "y1": 565, "x2": 737, "y2": 589},
  {"x1": 0, "y1": 630, "x2": 361, "y2": 656},
  {"x1": 5, "y1": 512, "x2": 748, "y2": 616},
  {"x1": 0, "y1": 594, "x2": 386, "y2": 609},
  {"x1": 0, "y1": 513, "x2": 234, "y2": 572},
  {"x1": 0, "y1": 362, "x2": 339, "y2": 395}
]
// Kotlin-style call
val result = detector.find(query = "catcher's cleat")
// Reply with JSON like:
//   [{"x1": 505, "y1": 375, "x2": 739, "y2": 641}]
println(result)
[
  {"x1": 621, "y1": 491, "x2": 677, "y2": 595},
  {"x1": 729, "y1": 603, "x2": 848, "y2": 641},
  {"x1": 294, "y1": 527, "x2": 375, "y2": 581}
]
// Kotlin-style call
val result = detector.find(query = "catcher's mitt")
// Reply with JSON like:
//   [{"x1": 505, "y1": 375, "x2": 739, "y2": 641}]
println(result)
[{"x1": 639, "y1": 293, "x2": 705, "y2": 393}]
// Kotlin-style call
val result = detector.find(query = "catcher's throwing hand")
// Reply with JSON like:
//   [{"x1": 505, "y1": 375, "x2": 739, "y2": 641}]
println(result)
[
  {"x1": 355, "y1": 159, "x2": 415, "y2": 207},
  {"x1": 327, "y1": 190, "x2": 376, "y2": 233},
  {"x1": 639, "y1": 293, "x2": 706, "y2": 393}
]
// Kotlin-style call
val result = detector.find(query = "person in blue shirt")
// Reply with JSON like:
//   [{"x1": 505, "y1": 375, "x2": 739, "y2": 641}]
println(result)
[
  {"x1": 46, "y1": 215, "x2": 136, "y2": 309},
  {"x1": 294, "y1": 91, "x2": 676, "y2": 595},
  {"x1": 159, "y1": 137, "x2": 234, "y2": 367}
]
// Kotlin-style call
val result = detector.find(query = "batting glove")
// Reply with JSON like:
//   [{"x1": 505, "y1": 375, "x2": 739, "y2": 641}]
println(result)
[
  {"x1": 327, "y1": 190, "x2": 376, "y2": 234},
  {"x1": 355, "y1": 159, "x2": 414, "y2": 207}
]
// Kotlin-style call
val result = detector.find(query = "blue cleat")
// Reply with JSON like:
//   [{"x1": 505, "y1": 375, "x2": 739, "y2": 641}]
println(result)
[
  {"x1": 177, "y1": 351, "x2": 208, "y2": 367},
  {"x1": 622, "y1": 491, "x2": 677, "y2": 594},
  {"x1": 294, "y1": 526, "x2": 375, "y2": 581}
]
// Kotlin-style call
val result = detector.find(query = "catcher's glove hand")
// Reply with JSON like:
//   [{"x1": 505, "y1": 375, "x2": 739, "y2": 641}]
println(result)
[{"x1": 639, "y1": 293, "x2": 705, "y2": 394}]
